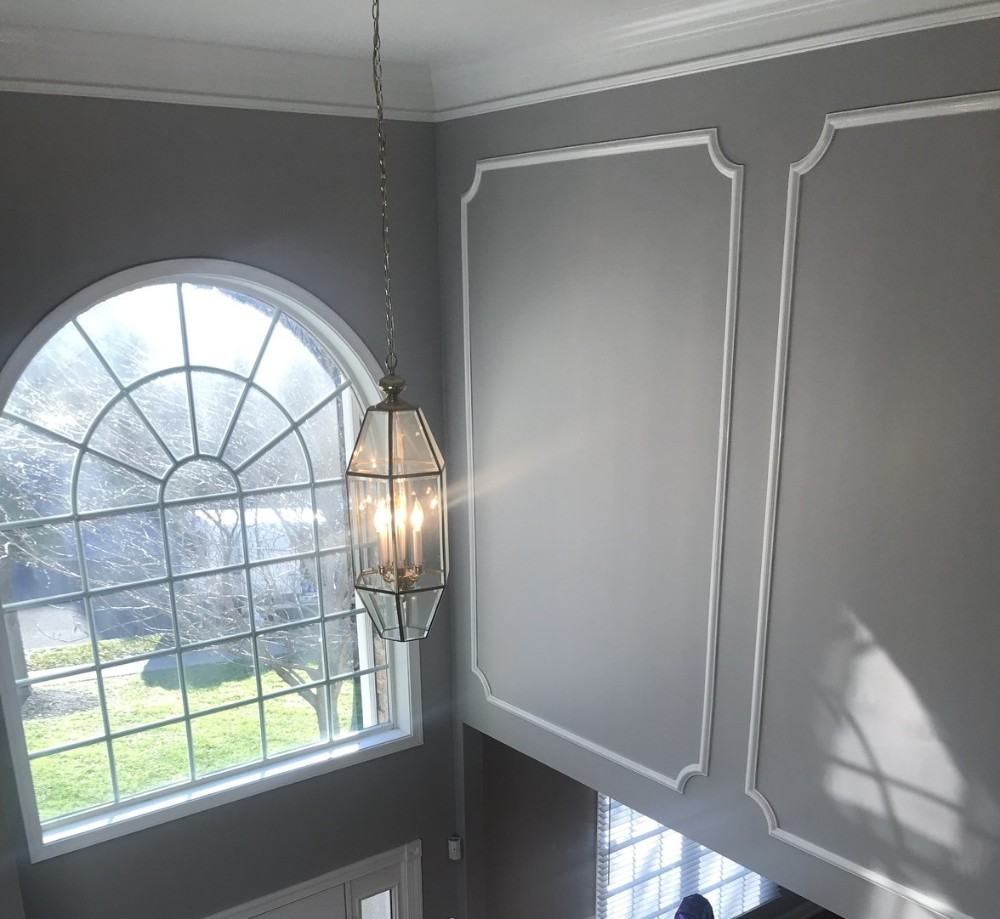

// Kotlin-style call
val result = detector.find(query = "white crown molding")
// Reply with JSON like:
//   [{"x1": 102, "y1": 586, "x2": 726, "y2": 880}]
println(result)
[
  {"x1": 462, "y1": 130, "x2": 743, "y2": 793},
  {"x1": 0, "y1": 26, "x2": 435, "y2": 121},
  {"x1": 745, "y1": 89, "x2": 1000, "y2": 919},
  {"x1": 432, "y1": 1, "x2": 1000, "y2": 119},
  {"x1": 1, "y1": 4, "x2": 998, "y2": 121}
]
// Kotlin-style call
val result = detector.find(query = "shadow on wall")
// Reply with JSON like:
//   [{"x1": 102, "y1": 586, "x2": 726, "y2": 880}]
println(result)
[{"x1": 812, "y1": 606, "x2": 1000, "y2": 918}]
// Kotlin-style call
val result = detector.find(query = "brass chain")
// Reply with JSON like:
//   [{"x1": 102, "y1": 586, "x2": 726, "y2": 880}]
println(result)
[{"x1": 372, "y1": 0, "x2": 397, "y2": 376}]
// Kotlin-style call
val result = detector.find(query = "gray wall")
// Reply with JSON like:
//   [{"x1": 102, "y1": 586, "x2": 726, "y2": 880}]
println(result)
[
  {"x1": 438, "y1": 19, "x2": 1000, "y2": 919},
  {"x1": 0, "y1": 751, "x2": 24, "y2": 919},
  {"x1": 476, "y1": 732, "x2": 597, "y2": 919},
  {"x1": 0, "y1": 92, "x2": 456, "y2": 919}
]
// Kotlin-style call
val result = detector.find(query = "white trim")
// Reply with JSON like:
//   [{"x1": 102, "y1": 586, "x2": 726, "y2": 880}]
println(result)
[
  {"x1": 1, "y1": 6, "x2": 998, "y2": 121},
  {"x1": 202, "y1": 840, "x2": 422, "y2": 919},
  {"x1": 0, "y1": 259, "x2": 423, "y2": 862},
  {"x1": 431, "y1": 2, "x2": 1000, "y2": 120},
  {"x1": 461, "y1": 130, "x2": 743, "y2": 793},
  {"x1": 745, "y1": 90, "x2": 1000, "y2": 919},
  {"x1": 0, "y1": 26, "x2": 434, "y2": 122}
]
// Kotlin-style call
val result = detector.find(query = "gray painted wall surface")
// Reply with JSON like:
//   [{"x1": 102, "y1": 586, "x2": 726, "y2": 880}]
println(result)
[
  {"x1": 0, "y1": 741, "x2": 24, "y2": 919},
  {"x1": 479, "y1": 733, "x2": 597, "y2": 919},
  {"x1": 438, "y1": 19, "x2": 1000, "y2": 919},
  {"x1": 0, "y1": 92, "x2": 456, "y2": 919}
]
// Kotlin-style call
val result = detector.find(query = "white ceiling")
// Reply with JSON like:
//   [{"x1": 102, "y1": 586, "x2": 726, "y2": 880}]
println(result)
[{"x1": 0, "y1": 0, "x2": 997, "y2": 118}]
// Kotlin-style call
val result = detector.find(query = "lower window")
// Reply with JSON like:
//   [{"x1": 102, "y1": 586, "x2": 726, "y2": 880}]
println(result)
[{"x1": 597, "y1": 794, "x2": 781, "y2": 919}]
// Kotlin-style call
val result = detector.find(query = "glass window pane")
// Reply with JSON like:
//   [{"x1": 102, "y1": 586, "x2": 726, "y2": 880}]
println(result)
[
  {"x1": 329, "y1": 670, "x2": 385, "y2": 736},
  {"x1": 191, "y1": 702, "x2": 262, "y2": 778},
  {"x1": 77, "y1": 453, "x2": 160, "y2": 514},
  {"x1": 103, "y1": 655, "x2": 184, "y2": 732},
  {"x1": 239, "y1": 431, "x2": 309, "y2": 490},
  {"x1": 164, "y1": 459, "x2": 238, "y2": 502},
  {"x1": 0, "y1": 522, "x2": 80, "y2": 605},
  {"x1": 21, "y1": 671, "x2": 105, "y2": 753},
  {"x1": 81, "y1": 511, "x2": 166, "y2": 589},
  {"x1": 129, "y1": 371, "x2": 194, "y2": 461},
  {"x1": 263, "y1": 691, "x2": 327, "y2": 757},
  {"x1": 7, "y1": 602, "x2": 92, "y2": 680},
  {"x1": 114, "y1": 723, "x2": 191, "y2": 799},
  {"x1": 251, "y1": 558, "x2": 319, "y2": 629},
  {"x1": 243, "y1": 489, "x2": 314, "y2": 563},
  {"x1": 174, "y1": 570, "x2": 250, "y2": 644},
  {"x1": 258, "y1": 622, "x2": 323, "y2": 694},
  {"x1": 315, "y1": 484, "x2": 348, "y2": 550},
  {"x1": 76, "y1": 284, "x2": 184, "y2": 386},
  {"x1": 319, "y1": 552, "x2": 354, "y2": 618},
  {"x1": 30, "y1": 741, "x2": 113, "y2": 822},
  {"x1": 165, "y1": 498, "x2": 244, "y2": 575},
  {"x1": 324, "y1": 616, "x2": 360, "y2": 678},
  {"x1": 299, "y1": 398, "x2": 349, "y2": 482},
  {"x1": 5, "y1": 323, "x2": 118, "y2": 441},
  {"x1": 190, "y1": 371, "x2": 246, "y2": 458},
  {"x1": 375, "y1": 667, "x2": 389, "y2": 727},
  {"x1": 92, "y1": 585, "x2": 174, "y2": 661},
  {"x1": 254, "y1": 312, "x2": 346, "y2": 421},
  {"x1": 183, "y1": 638, "x2": 256, "y2": 713},
  {"x1": 223, "y1": 388, "x2": 289, "y2": 469},
  {"x1": 88, "y1": 398, "x2": 172, "y2": 477},
  {"x1": 0, "y1": 417, "x2": 76, "y2": 522},
  {"x1": 360, "y1": 890, "x2": 393, "y2": 919},
  {"x1": 181, "y1": 284, "x2": 273, "y2": 377}
]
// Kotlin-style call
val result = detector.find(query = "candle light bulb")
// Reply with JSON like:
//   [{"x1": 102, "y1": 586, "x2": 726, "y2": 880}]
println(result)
[
  {"x1": 373, "y1": 498, "x2": 391, "y2": 566},
  {"x1": 410, "y1": 498, "x2": 424, "y2": 567},
  {"x1": 395, "y1": 493, "x2": 408, "y2": 565}
]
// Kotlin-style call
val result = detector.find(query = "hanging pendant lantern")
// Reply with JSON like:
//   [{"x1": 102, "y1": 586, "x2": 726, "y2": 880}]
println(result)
[
  {"x1": 347, "y1": 374, "x2": 447, "y2": 641},
  {"x1": 346, "y1": 0, "x2": 448, "y2": 641}
]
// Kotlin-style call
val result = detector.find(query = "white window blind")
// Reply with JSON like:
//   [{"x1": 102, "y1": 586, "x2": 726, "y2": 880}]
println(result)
[{"x1": 597, "y1": 795, "x2": 780, "y2": 919}]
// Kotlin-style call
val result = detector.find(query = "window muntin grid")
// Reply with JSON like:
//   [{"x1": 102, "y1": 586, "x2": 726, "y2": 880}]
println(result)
[{"x1": 0, "y1": 280, "x2": 392, "y2": 831}]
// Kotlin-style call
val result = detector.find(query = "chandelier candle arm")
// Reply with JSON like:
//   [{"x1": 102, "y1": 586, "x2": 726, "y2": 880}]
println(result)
[{"x1": 345, "y1": 0, "x2": 449, "y2": 642}]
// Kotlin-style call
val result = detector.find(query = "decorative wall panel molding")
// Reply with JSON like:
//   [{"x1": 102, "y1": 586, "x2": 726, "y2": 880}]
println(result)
[
  {"x1": 462, "y1": 131, "x2": 743, "y2": 791},
  {"x1": 746, "y1": 90, "x2": 1000, "y2": 919}
]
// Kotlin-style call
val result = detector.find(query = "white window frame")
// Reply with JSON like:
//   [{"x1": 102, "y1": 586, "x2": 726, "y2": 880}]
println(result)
[{"x1": 0, "y1": 259, "x2": 422, "y2": 862}]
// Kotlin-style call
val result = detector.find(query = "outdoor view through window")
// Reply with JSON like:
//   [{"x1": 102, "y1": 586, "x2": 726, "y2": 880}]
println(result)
[{"x1": 0, "y1": 277, "x2": 398, "y2": 852}]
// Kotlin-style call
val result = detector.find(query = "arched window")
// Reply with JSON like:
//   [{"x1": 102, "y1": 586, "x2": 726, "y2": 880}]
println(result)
[{"x1": 0, "y1": 261, "x2": 418, "y2": 859}]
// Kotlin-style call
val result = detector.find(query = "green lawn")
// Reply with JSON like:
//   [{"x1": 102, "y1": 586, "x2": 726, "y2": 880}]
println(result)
[{"x1": 25, "y1": 663, "x2": 362, "y2": 822}]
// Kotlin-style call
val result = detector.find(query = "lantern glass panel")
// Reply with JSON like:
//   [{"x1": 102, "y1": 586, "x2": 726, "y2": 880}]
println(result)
[
  {"x1": 391, "y1": 408, "x2": 443, "y2": 475},
  {"x1": 348, "y1": 408, "x2": 390, "y2": 476},
  {"x1": 347, "y1": 475, "x2": 394, "y2": 589},
  {"x1": 358, "y1": 586, "x2": 443, "y2": 642},
  {"x1": 391, "y1": 475, "x2": 445, "y2": 589}
]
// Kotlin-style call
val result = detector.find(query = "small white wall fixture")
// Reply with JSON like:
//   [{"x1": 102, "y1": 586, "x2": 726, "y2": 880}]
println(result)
[
  {"x1": 462, "y1": 130, "x2": 744, "y2": 792},
  {"x1": 746, "y1": 90, "x2": 1000, "y2": 919}
]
